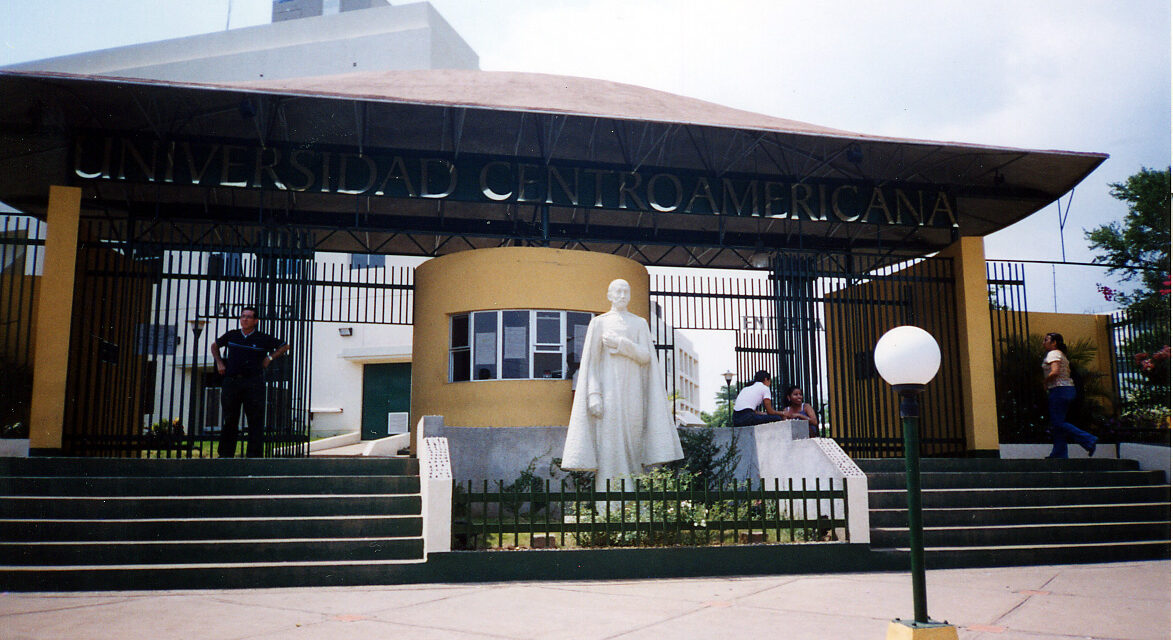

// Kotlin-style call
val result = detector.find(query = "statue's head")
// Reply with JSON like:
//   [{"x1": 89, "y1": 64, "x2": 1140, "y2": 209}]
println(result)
[{"x1": 606, "y1": 278, "x2": 631, "y2": 308}]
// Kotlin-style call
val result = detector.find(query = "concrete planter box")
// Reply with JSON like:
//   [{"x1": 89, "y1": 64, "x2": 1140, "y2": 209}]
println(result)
[{"x1": 0, "y1": 438, "x2": 30, "y2": 457}]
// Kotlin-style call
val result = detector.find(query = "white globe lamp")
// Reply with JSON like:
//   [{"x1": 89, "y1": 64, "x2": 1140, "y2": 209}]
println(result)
[{"x1": 874, "y1": 325, "x2": 940, "y2": 389}]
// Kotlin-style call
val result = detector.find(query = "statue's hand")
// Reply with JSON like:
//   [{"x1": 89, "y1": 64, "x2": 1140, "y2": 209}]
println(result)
[
  {"x1": 588, "y1": 393, "x2": 603, "y2": 417},
  {"x1": 602, "y1": 332, "x2": 620, "y2": 353}
]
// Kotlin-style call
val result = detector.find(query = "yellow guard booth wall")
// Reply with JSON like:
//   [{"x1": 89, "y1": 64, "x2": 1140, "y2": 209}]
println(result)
[{"x1": 411, "y1": 247, "x2": 648, "y2": 431}]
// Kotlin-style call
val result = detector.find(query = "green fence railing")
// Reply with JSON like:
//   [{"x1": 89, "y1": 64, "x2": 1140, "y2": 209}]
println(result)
[{"x1": 452, "y1": 476, "x2": 848, "y2": 550}]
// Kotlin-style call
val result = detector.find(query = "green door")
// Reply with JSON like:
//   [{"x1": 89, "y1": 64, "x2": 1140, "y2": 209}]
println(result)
[{"x1": 361, "y1": 363, "x2": 412, "y2": 440}]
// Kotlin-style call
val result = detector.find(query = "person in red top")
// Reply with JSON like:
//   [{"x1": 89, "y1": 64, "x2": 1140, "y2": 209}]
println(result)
[{"x1": 210, "y1": 306, "x2": 289, "y2": 458}]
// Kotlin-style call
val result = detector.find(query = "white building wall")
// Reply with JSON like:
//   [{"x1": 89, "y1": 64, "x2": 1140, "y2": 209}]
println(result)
[
  {"x1": 4, "y1": 2, "x2": 478, "y2": 81},
  {"x1": 308, "y1": 252, "x2": 418, "y2": 436}
]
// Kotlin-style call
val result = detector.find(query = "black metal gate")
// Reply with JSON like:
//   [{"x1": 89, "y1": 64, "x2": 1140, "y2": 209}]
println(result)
[
  {"x1": 59, "y1": 219, "x2": 413, "y2": 458},
  {"x1": 652, "y1": 251, "x2": 966, "y2": 457},
  {"x1": 0, "y1": 216, "x2": 44, "y2": 437},
  {"x1": 986, "y1": 261, "x2": 1039, "y2": 442},
  {"x1": 1107, "y1": 306, "x2": 1171, "y2": 442}
]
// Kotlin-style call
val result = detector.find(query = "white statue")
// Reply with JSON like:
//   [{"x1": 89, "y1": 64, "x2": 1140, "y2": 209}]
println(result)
[{"x1": 561, "y1": 279, "x2": 683, "y2": 487}]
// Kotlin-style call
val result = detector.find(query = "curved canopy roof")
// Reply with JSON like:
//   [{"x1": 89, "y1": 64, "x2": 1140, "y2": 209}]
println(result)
[{"x1": 0, "y1": 68, "x2": 1106, "y2": 268}]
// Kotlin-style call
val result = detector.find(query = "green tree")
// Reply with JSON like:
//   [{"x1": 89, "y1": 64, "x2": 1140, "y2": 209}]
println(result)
[
  {"x1": 700, "y1": 384, "x2": 739, "y2": 429},
  {"x1": 1085, "y1": 166, "x2": 1170, "y2": 312}
]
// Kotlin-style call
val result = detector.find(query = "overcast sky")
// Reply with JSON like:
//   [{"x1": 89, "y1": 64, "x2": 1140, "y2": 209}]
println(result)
[{"x1": 2, "y1": 1, "x2": 1169, "y2": 407}]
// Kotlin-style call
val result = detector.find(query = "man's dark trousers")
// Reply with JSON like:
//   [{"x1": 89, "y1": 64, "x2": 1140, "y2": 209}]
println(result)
[{"x1": 219, "y1": 375, "x2": 266, "y2": 458}]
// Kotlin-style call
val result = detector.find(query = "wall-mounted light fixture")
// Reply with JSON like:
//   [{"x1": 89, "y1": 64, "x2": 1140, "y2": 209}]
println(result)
[{"x1": 338, "y1": 327, "x2": 353, "y2": 337}]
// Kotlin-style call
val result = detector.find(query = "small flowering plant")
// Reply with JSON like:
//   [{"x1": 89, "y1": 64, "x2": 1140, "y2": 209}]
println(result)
[
  {"x1": 1134, "y1": 345, "x2": 1171, "y2": 386},
  {"x1": 144, "y1": 417, "x2": 185, "y2": 438}
]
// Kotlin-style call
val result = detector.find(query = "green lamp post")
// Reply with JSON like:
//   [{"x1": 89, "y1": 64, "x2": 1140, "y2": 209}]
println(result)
[{"x1": 874, "y1": 326, "x2": 957, "y2": 640}]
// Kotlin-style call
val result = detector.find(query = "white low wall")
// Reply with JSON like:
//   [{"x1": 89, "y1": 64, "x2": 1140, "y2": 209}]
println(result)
[
  {"x1": 752, "y1": 420, "x2": 869, "y2": 544},
  {"x1": 362, "y1": 432, "x2": 410, "y2": 456},
  {"x1": 1119, "y1": 442, "x2": 1171, "y2": 483},
  {"x1": 416, "y1": 416, "x2": 452, "y2": 555},
  {"x1": 0, "y1": 439, "x2": 29, "y2": 457},
  {"x1": 308, "y1": 431, "x2": 360, "y2": 452},
  {"x1": 420, "y1": 415, "x2": 869, "y2": 544}
]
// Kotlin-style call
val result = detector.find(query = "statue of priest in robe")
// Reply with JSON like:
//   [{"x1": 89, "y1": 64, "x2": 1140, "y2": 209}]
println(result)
[{"x1": 561, "y1": 278, "x2": 683, "y2": 490}]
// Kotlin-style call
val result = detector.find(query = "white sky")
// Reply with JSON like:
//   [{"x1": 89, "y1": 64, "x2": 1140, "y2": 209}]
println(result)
[{"x1": 2, "y1": 0, "x2": 1169, "y2": 410}]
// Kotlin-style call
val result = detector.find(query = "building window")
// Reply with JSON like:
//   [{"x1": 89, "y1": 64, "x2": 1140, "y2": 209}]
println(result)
[
  {"x1": 449, "y1": 310, "x2": 593, "y2": 382},
  {"x1": 208, "y1": 252, "x2": 244, "y2": 277},
  {"x1": 350, "y1": 254, "x2": 385, "y2": 269},
  {"x1": 449, "y1": 314, "x2": 470, "y2": 382}
]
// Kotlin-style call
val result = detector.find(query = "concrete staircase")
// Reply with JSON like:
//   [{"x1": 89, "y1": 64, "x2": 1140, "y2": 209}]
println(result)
[
  {"x1": 0, "y1": 457, "x2": 424, "y2": 590},
  {"x1": 858, "y1": 457, "x2": 1171, "y2": 567}
]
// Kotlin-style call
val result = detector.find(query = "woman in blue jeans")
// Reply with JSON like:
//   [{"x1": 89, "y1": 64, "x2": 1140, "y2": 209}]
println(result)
[{"x1": 1042, "y1": 332, "x2": 1097, "y2": 458}]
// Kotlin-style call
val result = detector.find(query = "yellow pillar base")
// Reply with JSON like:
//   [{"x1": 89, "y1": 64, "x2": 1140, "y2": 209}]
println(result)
[{"x1": 886, "y1": 619, "x2": 959, "y2": 640}]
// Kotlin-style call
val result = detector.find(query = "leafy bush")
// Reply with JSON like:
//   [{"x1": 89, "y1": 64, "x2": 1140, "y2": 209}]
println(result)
[
  {"x1": 669, "y1": 426, "x2": 742, "y2": 486},
  {"x1": 0, "y1": 357, "x2": 32, "y2": 437},
  {"x1": 564, "y1": 468, "x2": 784, "y2": 547},
  {"x1": 994, "y1": 333, "x2": 1110, "y2": 443}
]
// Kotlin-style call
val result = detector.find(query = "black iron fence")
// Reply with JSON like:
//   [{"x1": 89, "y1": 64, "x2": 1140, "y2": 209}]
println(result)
[
  {"x1": 0, "y1": 216, "x2": 43, "y2": 438},
  {"x1": 652, "y1": 251, "x2": 966, "y2": 458},
  {"x1": 987, "y1": 261, "x2": 1040, "y2": 442},
  {"x1": 1107, "y1": 307, "x2": 1170, "y2": 442},
  {"x1": 988, "y1": 260, "x2": 1170, "y2": 444},
  {"x1": 56, "y1": 218, "x2": 413, "y2": 457},
  {"x1": 452, "y1": 476, "x2": 848, "y2": 550}
]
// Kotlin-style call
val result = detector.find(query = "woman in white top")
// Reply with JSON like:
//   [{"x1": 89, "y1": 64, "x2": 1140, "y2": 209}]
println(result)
[
  {"x1": 731, "y1": 370, "x2": 788, "y2": 426},
  {"x1": 1042, "y1": 332, "x2": 1097, "y2": 459}
]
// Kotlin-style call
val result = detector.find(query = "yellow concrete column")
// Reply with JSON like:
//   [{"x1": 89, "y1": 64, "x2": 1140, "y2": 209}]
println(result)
[
  {"x1": 938, "y1": 236, "x2": 999, "y2": 452},
  {"x1": 28, "y1": 186, "x2": 82, "y2": 453}
]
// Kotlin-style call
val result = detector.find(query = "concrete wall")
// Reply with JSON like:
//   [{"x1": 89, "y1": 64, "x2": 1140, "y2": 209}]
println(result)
[
  {"x1": 1025, "y1": 311, "x2": 1114, "y2": 413},
  {"x1": 425, "y1": 417, "x2": 870, "y2": 542},
  {"x1": 5, "y1": 2, "x2": 478, "y2": 80},
  {"x1": 937, "y1": 236, "x2": 1000, "y2": 453},
  {"x1": 309, "y1": 322, "x2": 413, "y2": 436}
]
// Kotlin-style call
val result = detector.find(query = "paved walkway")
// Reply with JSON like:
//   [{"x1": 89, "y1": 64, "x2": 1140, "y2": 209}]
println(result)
[{"x1": 3, "y1": 561, "x2": 1168, "y2": 639}]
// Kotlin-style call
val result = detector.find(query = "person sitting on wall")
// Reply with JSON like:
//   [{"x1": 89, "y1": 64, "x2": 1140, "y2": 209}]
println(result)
[
  {"x1": 781, "y1": 384, "x2": 820, "y2": 438},
  {"x1": 210, "y1": 306, "x2": 289, "y2": 458},
  {"x1": 731, "y1": 370, "x2": 788, "y2": 426}
]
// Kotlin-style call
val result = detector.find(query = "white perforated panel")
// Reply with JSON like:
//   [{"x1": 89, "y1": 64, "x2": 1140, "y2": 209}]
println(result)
[
  {"x1": 422, "y1": 436, "x2": 452, "y2": 479},
  {"x1": 814, "y1": 438, "x2": 865, "y2": 477}
]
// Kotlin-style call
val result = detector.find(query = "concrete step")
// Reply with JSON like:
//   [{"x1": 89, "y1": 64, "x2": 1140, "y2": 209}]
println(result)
[
  {"x1": 0, "y1": 456, "x2": 431, "y2": 590},
  {"x1": 869, "y1": 502, "x2": 1172, "y2": 527},
  {"x1": 1, "y1": 493, "x2": 422, "y2": 518},
  {"x1": 862, "y1": 455, "x2": 1170, "y2": 569},
  {"x1": 865, "y1": 470, "x2": 1165, "y2": 490},
  {"x1": 855, "y1": 457, "x2": 1139, "y2": 473},
  {"x1": 867, "y1": 485, "x2": 1171, "y2": 509},
  {"x1": 0, "y1": 558, "x2": 429, "y2": 591},
  {"x1": 872, "y1": 540, "x2": 1171, "y2": 568},
  {"x1": 870, "y1": 521, "x2": 1171, "y2": 547},
  {"x1": 6, "y1": 536, "x2": 425, "y2": 565},
  {"x1": 0, "y1": 474, "x2": 420, "y2": 496},
  {"x1": 0, "y1": 514, "x2": 422, "y2": 541},
  {"x1": 0, "y1": 456, "x2": 419, "y2": 477}
]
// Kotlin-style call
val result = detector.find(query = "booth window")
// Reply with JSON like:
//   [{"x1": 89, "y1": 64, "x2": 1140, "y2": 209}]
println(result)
[
  {"x1": 449, "y1": 310, "x2": 593, "y2": 382},
  {"x1": 350, "y1": 254, "x2": 385, "y2": 269}
]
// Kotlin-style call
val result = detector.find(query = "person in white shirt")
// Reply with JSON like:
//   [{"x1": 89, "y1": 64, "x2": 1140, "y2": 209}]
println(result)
[
  {"x1": 1041, "y1": 332, "x2": 1097, "y2": 459},
  {"x1": 731, "y1": 370, "x2": 787, "y2": 426}
]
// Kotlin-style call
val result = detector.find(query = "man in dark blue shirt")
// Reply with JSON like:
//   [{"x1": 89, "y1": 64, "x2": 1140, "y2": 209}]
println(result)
[{"x1": 210, "y1": 306, "x2": 289, "y2": 457}]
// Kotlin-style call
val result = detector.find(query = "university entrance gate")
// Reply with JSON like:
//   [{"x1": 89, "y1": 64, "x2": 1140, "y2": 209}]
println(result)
[
  {"x1": 51, "y1": 212, "x2": 966, "y2": 458},
  {"x1": 0, "y1": 70, "x2": 1103, "y2": 458},
  {"x1": 652, "y1": 252, "x2": 966, "y2": 458}
]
